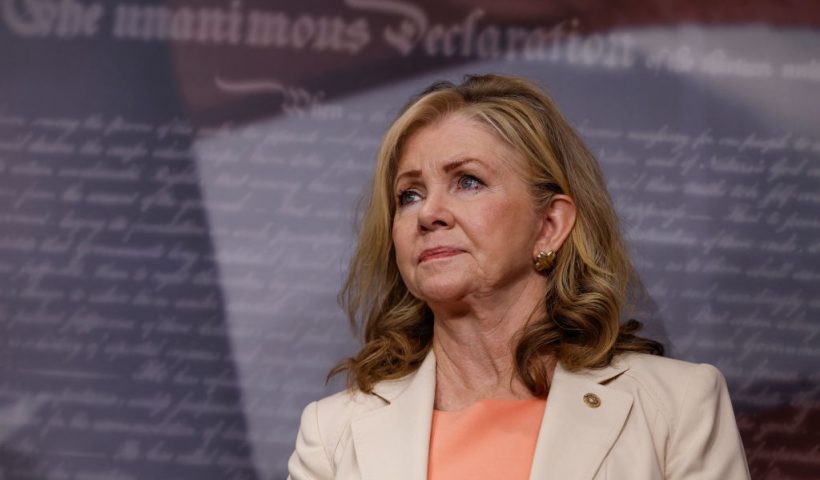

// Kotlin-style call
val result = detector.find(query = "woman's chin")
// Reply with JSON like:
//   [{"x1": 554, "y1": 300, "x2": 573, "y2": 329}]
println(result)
[{"x1": 412, "y1": 279, "x2": 472, "y2": 305}]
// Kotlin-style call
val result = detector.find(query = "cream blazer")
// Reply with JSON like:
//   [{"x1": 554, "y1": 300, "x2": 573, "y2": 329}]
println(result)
[{"x1": 288, "y1": 351, "x2": 750, "y2": 479}]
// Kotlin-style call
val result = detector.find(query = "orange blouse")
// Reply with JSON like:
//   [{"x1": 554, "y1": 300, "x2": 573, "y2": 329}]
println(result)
[{"x1": 427, "y1": 397, "x2": 547, "y2": 480}]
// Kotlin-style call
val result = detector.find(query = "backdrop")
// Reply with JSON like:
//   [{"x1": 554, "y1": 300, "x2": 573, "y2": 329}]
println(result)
[{"x1": 1, "y1": 0, "x2": 818, "y2": 479}]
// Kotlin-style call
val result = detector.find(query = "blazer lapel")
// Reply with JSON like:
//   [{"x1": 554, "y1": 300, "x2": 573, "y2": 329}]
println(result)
[
  {"x1": 529, "y1": 359, "x2": 633, "y2": 480},
  {"x1": 351, "y1": 351, "x2": 436, "y2": 480}
]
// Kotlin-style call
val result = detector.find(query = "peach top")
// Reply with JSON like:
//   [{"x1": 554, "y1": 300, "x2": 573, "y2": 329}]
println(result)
[{"x1": 427, "y1": 397, "x2": 547, "y2": 480}]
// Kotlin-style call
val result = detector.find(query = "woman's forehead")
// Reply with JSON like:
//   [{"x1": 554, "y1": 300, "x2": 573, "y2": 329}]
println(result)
[{"x1": 394, "y1": 114, "x2": 531, "y2": 180}]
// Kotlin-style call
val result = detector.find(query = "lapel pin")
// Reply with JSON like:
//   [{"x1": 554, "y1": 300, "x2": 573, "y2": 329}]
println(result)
[{"x1": 583, "y1": 393, "x2": 601, "y2": 408}]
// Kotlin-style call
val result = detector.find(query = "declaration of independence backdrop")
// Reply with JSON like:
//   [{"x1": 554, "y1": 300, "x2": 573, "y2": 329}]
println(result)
[{"x1": 1, "y1": 0, "x2": 818, "y2": 479}]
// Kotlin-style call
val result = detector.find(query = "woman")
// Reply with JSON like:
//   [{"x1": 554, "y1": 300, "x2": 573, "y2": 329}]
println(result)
[{"x1": 288, "y1": 74, "x2": 750, "y2": 479}]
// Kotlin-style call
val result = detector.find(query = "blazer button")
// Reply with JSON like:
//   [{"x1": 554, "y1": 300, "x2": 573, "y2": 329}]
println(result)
[{"x1": 583, "y1": 393, "x2": 601, "y2": 408}]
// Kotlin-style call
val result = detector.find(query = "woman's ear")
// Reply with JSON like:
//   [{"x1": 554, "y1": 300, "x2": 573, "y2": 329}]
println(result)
[{"x1": 533, "y1": 194, "x2": 576, "y2": 255}]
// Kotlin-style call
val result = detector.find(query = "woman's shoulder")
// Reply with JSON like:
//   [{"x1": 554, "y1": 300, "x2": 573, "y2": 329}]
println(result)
[
  {"x1": 300, "y1": 375, "x2": 414, "y2": 452},
  {"x1": 313, "y1": 373, "x2": 415, "y2": 414},
  {"x1": 614, "y1": 352, "x2": 728, "y2": 389},
  {"x1": 309, "y1": 388, "x2": 382, "y2": 433},
  {"x1": 605, "y1": 353, "x2": 749, "y2": 477},
  {"x1": 609, "y1": 352, "x2": 733, "y2": 423},
  {"x1": 291, "y1": 387, "x2": 384, "y2": 473}
]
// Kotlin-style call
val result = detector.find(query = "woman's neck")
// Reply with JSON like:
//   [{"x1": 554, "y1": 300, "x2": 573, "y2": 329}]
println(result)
[{"x1": 429, "y1": 277, "x2": 553, "y2": 411}]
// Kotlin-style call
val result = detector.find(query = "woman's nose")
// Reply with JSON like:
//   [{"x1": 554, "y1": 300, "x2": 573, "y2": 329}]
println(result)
[{"x1": 417, "y1": 190, "x2": 454, "y2": 232}]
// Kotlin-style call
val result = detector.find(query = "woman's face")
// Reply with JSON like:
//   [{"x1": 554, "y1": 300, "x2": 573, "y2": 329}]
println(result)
[{"x1": 392, "y1": 114, "x2": 546, "y2": 306}]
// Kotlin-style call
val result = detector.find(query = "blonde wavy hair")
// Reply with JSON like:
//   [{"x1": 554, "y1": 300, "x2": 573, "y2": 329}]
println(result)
[{"x1": 331, "y1": 74, "x2": 662, "y2": 395}]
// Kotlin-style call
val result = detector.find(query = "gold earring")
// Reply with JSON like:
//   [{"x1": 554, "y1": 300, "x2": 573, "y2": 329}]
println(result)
[{"x1": 534, "y1": 250, "x2": 556, "y2": 272}]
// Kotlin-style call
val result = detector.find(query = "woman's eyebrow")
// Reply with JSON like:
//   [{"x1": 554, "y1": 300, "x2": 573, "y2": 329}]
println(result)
[
  {"x1": 394, "y1": 157, "x2": 491, "y2": 188},
  {"x1": 394, "y1": 169, "x2": 421, "y2": 188},
  {"x1": 442, "y1": 157, "x2": 483, "y2": 173}
]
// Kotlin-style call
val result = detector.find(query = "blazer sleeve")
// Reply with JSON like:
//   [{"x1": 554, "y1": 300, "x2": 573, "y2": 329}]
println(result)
[
  {"x1": 666, "y1": 363, "x2": 751, "y2": 480},
  {"x1": 288, "y1": 401, "x2": 335, "y2": 480}
]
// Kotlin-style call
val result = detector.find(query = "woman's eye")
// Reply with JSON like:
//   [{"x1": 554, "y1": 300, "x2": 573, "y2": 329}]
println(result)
[
  {"x1": 458, "y1": 175, "x2": 482, "y2": 190},
  {"x1": 397, "y1": 189, "x2": 421, "y2": 206}
]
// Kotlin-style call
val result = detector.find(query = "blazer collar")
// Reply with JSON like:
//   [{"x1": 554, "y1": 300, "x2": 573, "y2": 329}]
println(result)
[
  {"x1": 350, "y1": 351, "x2": 436, "y2": 480},
  {"x1": 350, "y1": 351, "x2": 633, "y2": 480},
  {"x1": 529, "y1": 357, "x2": 632, "y2": 479}
]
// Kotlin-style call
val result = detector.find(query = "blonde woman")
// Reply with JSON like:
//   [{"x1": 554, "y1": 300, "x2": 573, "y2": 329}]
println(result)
[{"x1": 288, "y1": 74, "x2": 750, "y2": 480}]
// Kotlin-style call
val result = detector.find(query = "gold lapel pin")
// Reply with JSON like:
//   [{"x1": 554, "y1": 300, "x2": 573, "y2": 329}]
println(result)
[{"x1": 583, "y1": 393, "x2": 601, "y2": 408}]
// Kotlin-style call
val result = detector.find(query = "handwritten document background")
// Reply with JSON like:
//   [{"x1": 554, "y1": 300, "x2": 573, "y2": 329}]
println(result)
[{"x1": 0, "y1": 1, "x2": 818, "y2": 479}]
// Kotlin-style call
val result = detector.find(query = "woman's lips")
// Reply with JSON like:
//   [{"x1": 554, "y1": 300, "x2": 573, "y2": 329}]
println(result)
[{"x1": 418, "y1": 247, "x2": 463, "y2": 263}]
